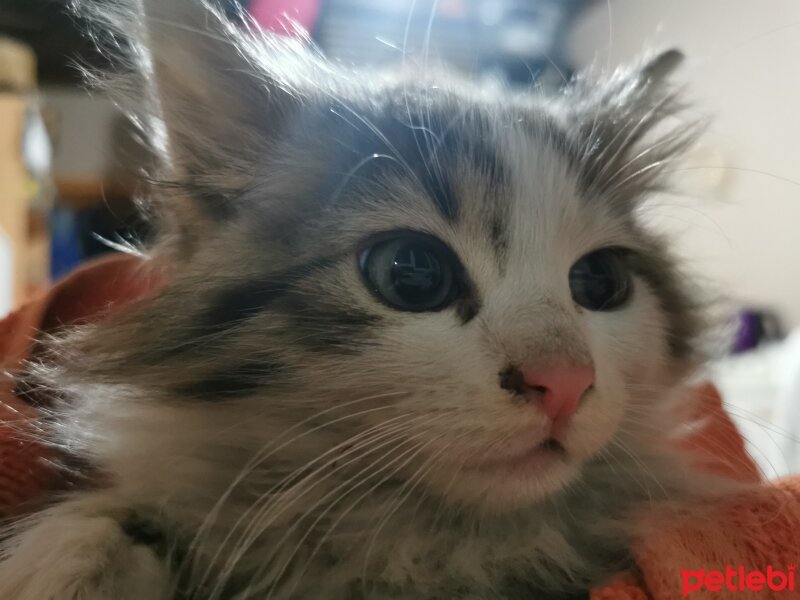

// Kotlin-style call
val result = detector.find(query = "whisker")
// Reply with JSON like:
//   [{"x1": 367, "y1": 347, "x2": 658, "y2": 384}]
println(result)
[
  {"x1": 205, "y1": 414, "x2": 438, "y2": 598},
  {"x1": 247, "y1": 417, "x2": 449, "y2": 599}
]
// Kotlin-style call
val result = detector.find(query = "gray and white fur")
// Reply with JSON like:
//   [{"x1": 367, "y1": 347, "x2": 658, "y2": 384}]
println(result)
[{"x1": 0, "y1": 1, "x2": 735, "y2": 598}]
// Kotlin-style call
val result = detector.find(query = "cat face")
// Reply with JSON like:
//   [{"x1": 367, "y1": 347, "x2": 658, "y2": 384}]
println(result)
[
  {"x1": 76, "y1": 0, "x2": 700, "y2": 516},
  {"x1": 261, "y1": 118, "x2": 682, "y2": 513}
]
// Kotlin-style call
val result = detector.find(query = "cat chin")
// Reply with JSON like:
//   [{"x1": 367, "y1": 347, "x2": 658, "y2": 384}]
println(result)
[{"x1": 425, "y1": 455, "x2": 583, "y2": 515}]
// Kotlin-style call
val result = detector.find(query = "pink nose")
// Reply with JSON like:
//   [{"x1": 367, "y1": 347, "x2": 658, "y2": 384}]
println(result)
[{"x1": 521, "y1": 364, "x2": 595, "y2": 421}]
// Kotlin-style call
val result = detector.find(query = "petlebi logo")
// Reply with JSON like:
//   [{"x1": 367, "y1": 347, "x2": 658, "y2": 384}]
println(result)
[{"x1": 681, "y1": 565, "x2": 796, "y2": 596}]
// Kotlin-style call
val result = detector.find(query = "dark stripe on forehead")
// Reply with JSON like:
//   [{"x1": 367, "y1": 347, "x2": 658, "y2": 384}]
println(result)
[
  {"x1": 488, "y1": 211, "x2": 509, "y2": 268},
  {"x1": 327, "y1": 106, "x2": 458, "y2": 221},
  {"x1": 326, "y1": 98, "x2": 507, "y2": 223}
]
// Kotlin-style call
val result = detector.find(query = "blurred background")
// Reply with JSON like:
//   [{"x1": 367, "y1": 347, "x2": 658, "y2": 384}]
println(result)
[{"x1": 1, "y1": 0, "x2": 799, "y2": 474}]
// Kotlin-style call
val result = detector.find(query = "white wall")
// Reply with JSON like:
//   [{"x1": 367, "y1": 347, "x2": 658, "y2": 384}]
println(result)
[{"x1": 567, "y1": 0, "x2": 800, "y2": 328}]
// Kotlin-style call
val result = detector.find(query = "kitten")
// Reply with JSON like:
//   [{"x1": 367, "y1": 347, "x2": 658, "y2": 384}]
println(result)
[{"x1": 0, "y1": 0, "x2": 728, "y2": 598}]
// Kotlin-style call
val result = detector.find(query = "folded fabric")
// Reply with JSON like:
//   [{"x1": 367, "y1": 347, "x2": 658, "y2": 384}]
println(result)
[
  {"x1": 0, "y1": 254, "x2": 160, "y2": 514},
  {"x1": 1, "y1": 255, "x2": 797, "y2": 599}
]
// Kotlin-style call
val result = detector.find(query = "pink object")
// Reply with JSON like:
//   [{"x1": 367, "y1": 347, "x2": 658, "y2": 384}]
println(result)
[
  {"x1": 248, "y1": 0, "x2": 320, "y2": 36},
  {"x1": 521, "y1": 364, "x2": 594, "y2": 421}
]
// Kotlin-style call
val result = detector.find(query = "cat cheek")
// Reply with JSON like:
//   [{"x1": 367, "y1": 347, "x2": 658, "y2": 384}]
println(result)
[
  {"x1": 562, "y1": 368, "x2": 628, "y2": 457},
  {"x1": 584, "y1": 285, "x2": 673, "y2": 384}
]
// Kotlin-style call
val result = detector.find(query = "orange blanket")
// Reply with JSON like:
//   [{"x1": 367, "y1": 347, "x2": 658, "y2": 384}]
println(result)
[{"x1": 1, "y1": 255, "x2": 798, "y2": 598}]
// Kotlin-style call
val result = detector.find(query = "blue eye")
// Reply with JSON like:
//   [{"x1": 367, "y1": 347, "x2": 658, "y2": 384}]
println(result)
[
  {"x1": 569, "y1": 249, "x2": 632, "y2": 311},
  {"x1": 359, "y1": 234, "x2": 459, "y2": 312}
]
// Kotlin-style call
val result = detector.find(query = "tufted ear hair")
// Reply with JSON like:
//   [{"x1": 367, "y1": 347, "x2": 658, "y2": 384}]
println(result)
[
  {"x1": 76, "y1": 0, "x2": 312, "y2": 225},
  {"x1": 564, "y1": 49, "x2": 701, "y2": 209}
]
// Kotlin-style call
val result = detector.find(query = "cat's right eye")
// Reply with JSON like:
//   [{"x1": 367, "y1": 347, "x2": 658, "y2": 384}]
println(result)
[{"x1": 358, "y1": 233, "x2": 460, "y2": 312}]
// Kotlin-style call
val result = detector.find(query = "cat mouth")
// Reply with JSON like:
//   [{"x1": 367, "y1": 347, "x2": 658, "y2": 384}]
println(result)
[{"x1": 469, "y1": 437, "x2": 568, "y2": 472}]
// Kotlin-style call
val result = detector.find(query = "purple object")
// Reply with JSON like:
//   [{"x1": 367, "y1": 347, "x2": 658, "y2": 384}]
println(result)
[
  {"x1": 733, "y1": 310, "x2": 762, "y2": 353},
  {"x1": 732, "y1": 309, "x2": 784, "y2": 354}
]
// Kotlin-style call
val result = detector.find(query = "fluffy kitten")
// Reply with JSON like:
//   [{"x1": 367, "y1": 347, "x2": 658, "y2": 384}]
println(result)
[{"x1": 0, "y1": 0, "x2": 727, "y2": 598}]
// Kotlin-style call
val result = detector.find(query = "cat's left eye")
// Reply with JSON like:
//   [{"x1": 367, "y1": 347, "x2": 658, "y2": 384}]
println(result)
[
  {"x1": 569, "y1": 248, "x2": 632, "y2": 311},
  {"x1": 359, "y1": 233, "x2": 460, "y2": 312}
]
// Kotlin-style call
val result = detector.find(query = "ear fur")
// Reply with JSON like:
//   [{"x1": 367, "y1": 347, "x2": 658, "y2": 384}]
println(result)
[
  {"x1": 566, "y1": 49, "x2": 700, "y2": 208},
  {"x1": 74, "y1": 0, "x2": 315, "y2": 230}
]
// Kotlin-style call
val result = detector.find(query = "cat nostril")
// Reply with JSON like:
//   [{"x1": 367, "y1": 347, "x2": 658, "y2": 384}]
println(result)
[
  {"x1": 499, "y1": 368, "x2": 554, "y2": 399},
  {"x1": 539, "y1": 438, "x2": 565, "y2": 453},
  {"x1": 499, "y1": 366, "x2": 526, "y2": 394}
]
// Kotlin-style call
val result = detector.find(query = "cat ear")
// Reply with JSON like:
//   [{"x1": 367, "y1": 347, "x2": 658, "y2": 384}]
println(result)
[
  {"x1": 639, "y1": 48, "x2": 684, "y2": 82},
  {"x1": 79, "y1": 0, "x2": 305, "y2": 221},
  {"x1": 567, "y1": 49, "x2": 699, "y2": 208}
]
